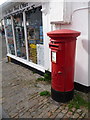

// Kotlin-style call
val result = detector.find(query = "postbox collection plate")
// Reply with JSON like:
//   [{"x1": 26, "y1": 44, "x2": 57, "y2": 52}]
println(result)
[{"x1": 52, "y1": 51, "x2": 56, "y2": 63}]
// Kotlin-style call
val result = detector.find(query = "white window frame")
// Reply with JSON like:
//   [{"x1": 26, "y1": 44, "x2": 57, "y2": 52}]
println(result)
[
  {"x1": 11, "y1": 15, "x2": 17, "y2": 56},
  {"x1": 4, "y1": 3, "x2": 45, "y2": 72},
  {"x1": 3, "y1": 18, "x2": 9, "y2": 54},
  {"x1": 23, "y1": 11, "x2": 29, "y2": 61}
]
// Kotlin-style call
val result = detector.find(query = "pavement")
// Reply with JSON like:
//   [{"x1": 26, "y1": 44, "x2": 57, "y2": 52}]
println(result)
[
  {"x1": 1, "y1": 58, "x2": 88, "y2": 119},
  {"x1": 0, "y1": 35, "x2": 89, "y2": 119}
]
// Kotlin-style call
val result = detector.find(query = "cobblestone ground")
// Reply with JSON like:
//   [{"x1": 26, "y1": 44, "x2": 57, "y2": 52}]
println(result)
[{"x1": 2, "y1": 58, "x2": 89, "y2": 119}]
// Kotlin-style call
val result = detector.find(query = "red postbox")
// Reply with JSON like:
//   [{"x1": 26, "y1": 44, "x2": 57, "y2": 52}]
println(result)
[{"x1": 47, "y1": 29, "x2": 81, "y2": 102}]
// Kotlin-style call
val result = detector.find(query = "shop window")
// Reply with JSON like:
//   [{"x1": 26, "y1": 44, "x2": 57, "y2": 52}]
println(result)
[
  {"x1": 13, "y1": 13, "x2": 27, "y2": 59},
  {"x1": 26, "y1": 6, "x2": 44, "y2": 66},
  {"x1": 4, "y1": 17, "x2": 15, "y2": 55}
]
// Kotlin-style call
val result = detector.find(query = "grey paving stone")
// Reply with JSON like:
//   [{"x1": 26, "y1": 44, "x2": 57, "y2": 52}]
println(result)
[
  {"x1": 55, "y1": 112, "x2": 65, "y2": 118},
  {"x1": 72, "y1": 113, "x2": 80, "y2": 118}
]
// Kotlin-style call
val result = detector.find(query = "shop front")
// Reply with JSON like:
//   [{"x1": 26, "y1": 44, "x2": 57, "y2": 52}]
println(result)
[
  {"x1": 4, "y1": 3, "x2": 45, "y2": 72},
  {"x1": 1, "y1": 1, "x2": 89, "y2": 90}
]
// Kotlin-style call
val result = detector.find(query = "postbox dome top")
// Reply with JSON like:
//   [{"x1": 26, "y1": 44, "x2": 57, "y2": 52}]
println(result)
[{"x1": 47, "y1": 29, "x2": 81, "y2": 38}]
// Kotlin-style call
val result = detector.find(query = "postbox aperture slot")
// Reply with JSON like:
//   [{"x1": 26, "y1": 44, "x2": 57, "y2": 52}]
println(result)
[
  {"x1": 49, "y1": 44, "x2": 59, "y2": 48},
  {"x1": 49, "y1": 43, "x2": 62, "y2": 50}
]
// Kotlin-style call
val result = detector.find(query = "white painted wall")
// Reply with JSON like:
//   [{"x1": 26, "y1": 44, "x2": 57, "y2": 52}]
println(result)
[
  {"x1": 59, "y1": 2, "x2": 89, "y2": 87},
  {"x1": 43, "y1": 1, "x2": 89, "y2": 86},
  {"x1": 42, "y1": 2, "x2": 51, "y2": 71},
  {"x1": 50, "y1": 0, "x2": 64, "y2": 22}
]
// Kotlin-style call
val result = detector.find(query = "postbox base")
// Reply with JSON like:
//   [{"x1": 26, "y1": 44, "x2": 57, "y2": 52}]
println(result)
[{"x1": 51, "y1": 87, "x2": 74, "y2": 103}]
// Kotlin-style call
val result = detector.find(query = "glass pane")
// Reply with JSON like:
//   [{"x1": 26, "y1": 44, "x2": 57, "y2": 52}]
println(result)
[
  {"x1": 26, "y1": 6, "x2": 44, "y2": 66},
  {"x1": 13, "y1": 13, "x2": 27, "y2": 59},
  {"x1": 5, "y1": 17, "x2": 15, "y2": 55}
]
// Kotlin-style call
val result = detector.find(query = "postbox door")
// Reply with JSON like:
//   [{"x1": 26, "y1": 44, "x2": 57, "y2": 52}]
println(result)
[{"x1": 51, "y1": 44, "x2": 65, "y2": 92}]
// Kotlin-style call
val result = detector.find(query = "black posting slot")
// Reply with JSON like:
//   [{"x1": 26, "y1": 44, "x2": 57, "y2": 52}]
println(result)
[{"x1": 49, "y1": 44, "x2": 59, "y2": 48}]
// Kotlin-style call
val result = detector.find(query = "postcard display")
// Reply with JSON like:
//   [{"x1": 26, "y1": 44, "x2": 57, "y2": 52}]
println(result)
[
  {"x1": 5, "y1": 6, "x2": 44, "y2": 67},
  {"x1": 13, "y1": 13, "x2": 27, "y2": 59},
  {"x1": 26, "y1": 6, "x2": 44, "y2": 66},
  {"x1": 5, "y1": 17, "x2": 15, "y2": 55}
]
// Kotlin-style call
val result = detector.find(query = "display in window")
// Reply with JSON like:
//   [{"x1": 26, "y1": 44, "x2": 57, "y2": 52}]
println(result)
[
  {"x1": 28, "y1": 28, "x2": 35, "y2": 40},
  {"x1": 37, "y1": 44, "x2": 44, "y2": 66},
  {"x1": 13, "y1": 13, "x2": 27, "y2": 59},
  {"x1": 40, "y1": 26, "x2": 43, "y2": 44},
  {"x1": 5, "y1": 17, "x2": 15, "y2": 55},
  {"x1": 29, "y1": 44, "x2": 37, "y2": 63},
  {"x1": 26, "y1": 6, "x2": 44, "y2": 65}
]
